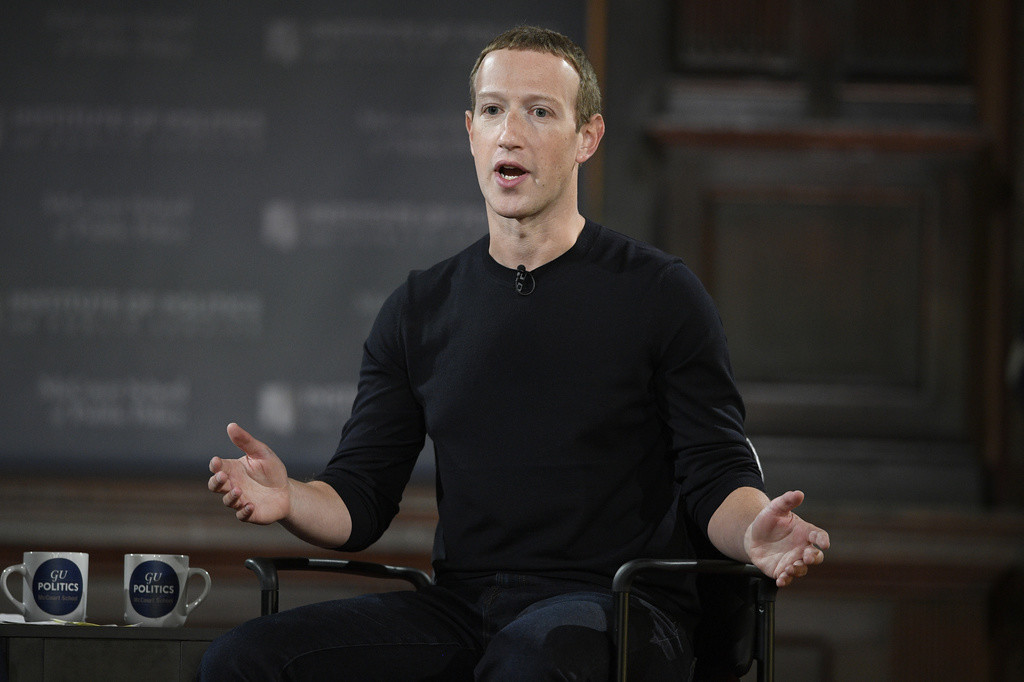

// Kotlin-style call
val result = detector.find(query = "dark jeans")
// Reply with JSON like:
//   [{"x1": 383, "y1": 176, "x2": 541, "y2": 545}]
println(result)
[{"x1": 199, "y1": 573, "x2": 693, "y2": 681}]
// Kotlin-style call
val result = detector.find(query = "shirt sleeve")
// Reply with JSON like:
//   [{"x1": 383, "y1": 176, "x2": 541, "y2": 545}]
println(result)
[
  {"x1": 651, "y1": 261, "x2": 766, "y2": 538},
  {"x1": 314, "y1": 282, "x2": 426, "y2": 552}
]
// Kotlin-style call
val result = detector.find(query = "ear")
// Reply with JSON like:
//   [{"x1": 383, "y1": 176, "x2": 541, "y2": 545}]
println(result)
[
  {"x1": 465, "y1": 110, "x2": 475, "y2": 156},
  {"x1": 575, "y1": 114, "x2": 605, "y2": 165}
]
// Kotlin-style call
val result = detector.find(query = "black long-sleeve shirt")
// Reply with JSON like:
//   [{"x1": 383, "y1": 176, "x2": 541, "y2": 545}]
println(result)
[{"x1": 316, "y1": 220, "x2": 764, "y2": 591}]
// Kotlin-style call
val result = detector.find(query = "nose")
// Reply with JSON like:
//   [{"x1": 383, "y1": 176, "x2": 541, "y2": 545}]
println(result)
[{"x1": 497, "y1": 110, "x2": 524, "y2": 148}]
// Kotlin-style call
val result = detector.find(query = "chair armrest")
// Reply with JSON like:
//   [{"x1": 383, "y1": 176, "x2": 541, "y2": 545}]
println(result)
[
  {"x1": 613, "y1": 558, "x2": 767, "y2": 593},
  {"x1": 245, "y1": 557, "x2": 433, "y2": 615}
]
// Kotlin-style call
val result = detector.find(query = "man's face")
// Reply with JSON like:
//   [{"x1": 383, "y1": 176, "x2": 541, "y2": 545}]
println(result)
[{"x1": 466, "y1": 48, "x2": 601, "y2": 226}]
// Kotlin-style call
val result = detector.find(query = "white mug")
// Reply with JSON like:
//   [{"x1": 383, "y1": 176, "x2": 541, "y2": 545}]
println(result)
[
  {"x1": 123, "y1": 553, "x2": 211, "y2": 626},
  {"x1": 1, "y1": 551, "x2": 89, "y2": 622}
]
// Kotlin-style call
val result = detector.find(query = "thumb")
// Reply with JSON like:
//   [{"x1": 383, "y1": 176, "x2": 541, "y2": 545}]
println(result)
[
  {"x1": 226, "y1": 422, "x2": 269, "y2": 459},
  {"x1": 769, "y1": 490, "x2": 805, "y2": 516}
]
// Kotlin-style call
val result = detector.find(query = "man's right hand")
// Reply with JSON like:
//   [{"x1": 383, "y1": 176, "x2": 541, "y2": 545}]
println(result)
[{"x1": 208, "y1": 422, "x2": 292, "y2": 525}]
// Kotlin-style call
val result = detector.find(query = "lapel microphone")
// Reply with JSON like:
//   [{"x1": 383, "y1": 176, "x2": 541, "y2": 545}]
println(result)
[{"x1": 514, "y1": 265, "x2": 536, "y2": 296}]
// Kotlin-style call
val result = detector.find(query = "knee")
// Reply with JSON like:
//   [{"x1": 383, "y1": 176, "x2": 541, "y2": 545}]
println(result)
[
  {"x1": 477, "y1": 623, "x2": 611, "y2": 681},
  {"x1": 198, "y1": 632, "x2": 235, "y2": 680},
  {"x1": 198, "y1": 629, "x2": 241, "y2": 681},
  {"x1": 198, "y1": 619, "x2": 283, "y2": 681}
]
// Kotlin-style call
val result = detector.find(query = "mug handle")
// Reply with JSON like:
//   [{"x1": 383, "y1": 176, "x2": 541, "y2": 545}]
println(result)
[
  {"x1": 0, "y1": 565, "x2": 28, "y2": 616},
  {"x1": 184, "y1": 568, "x2": 212, "y2": 615}
]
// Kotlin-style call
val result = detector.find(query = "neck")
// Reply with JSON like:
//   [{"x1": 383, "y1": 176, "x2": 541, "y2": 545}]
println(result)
[{"x1": 487, "y1": 213, "x2": 586, "y2": 271}]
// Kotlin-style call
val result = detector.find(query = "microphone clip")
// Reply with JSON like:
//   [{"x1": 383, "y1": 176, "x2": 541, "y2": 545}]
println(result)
[{"x1": 514, "y1": 265, "x2": 536, "y2": 296}]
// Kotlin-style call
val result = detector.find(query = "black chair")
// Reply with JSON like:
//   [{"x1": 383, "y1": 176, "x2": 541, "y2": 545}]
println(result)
[
  {"x1": 244, "y1": 555, "x2": 777, "y2": 681},
  {"x1": 613, "y1": 558, "x2": 777, "y2": 682},
  {"x1": 244, "y1": 557, "x2": 431, "y2": 616}
]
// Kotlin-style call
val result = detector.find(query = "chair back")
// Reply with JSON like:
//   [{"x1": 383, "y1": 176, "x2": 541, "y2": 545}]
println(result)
[{"x1": 692, "y1": 570, "x2": 759, "y2": 680}]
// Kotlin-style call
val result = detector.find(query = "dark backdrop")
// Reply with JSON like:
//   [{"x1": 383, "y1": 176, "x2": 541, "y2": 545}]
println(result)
[{"x1": 0, "y1": 1, "x2": 585, "y2": 478}]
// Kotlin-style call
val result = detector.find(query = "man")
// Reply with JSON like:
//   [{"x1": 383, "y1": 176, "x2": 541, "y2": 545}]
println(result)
[{"x1": 201, "y1": 25, "x2": 829, "y2": 680}]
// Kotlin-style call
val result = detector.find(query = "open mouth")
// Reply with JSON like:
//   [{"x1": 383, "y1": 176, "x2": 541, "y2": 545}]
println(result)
[{"x1": 497, "y1": 164, "x2": 527, "y2": 180}]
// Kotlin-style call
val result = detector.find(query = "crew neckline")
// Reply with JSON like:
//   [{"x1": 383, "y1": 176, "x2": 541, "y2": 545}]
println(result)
[{"x1": 480, "y1": 219, "x2": 600, "y2": 287}]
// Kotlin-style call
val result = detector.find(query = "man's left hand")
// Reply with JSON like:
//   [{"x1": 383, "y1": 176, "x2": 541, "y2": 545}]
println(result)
[{"x1": 745, "y1": 490, "x2": 830, "y2": 587}]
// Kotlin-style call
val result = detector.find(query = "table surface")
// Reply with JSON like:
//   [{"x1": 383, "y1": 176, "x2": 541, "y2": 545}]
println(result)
[{"x1": 0, "y1": 623, "x2": 226, "y2": 640}]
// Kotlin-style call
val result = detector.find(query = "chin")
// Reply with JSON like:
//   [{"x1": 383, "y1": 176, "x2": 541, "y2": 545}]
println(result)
[{"x1": 486, "y1": 200, "x2": 534, "y2": 222}]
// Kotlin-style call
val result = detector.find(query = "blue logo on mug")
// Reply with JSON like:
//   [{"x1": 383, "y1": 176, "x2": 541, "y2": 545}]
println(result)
[
  {"x1": 32, "y1": 558, "x2": 83, "y2": 616},
  {"x1": 128, "y1": 561, "x2": 179, "y2": 618}
]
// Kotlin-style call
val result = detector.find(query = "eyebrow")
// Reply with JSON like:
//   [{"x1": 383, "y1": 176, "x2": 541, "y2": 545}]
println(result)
[{"x1": 475, "y1": 91, "x2": 564, "y2": 107}]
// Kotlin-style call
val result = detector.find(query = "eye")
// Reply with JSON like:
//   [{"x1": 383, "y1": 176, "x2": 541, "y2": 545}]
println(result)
[
  {"x1": 482, "y1": 105, "x2": 500, "y2": 116},
  {"x1": 533, "y1": 107, "x2": 549, "y2": 118}
]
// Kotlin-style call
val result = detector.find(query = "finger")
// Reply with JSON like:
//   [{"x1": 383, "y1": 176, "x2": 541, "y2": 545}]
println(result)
[
  {"x1": 803, "y1": 544, "x2": 825, "y2": 565},
  {"x1": 222, "y1": 486, "x2": 243, "y2": 509},
  {"x1": 803, "y1": 530, "x2": 828, "y2": 566},
  {"x1": 810, "y1": 529, "x2": 830, "y2": 551},
  {"x1": 209, "y1": 456, "x2": 223, "y2": 475},
  {"x1": 236, "y1": 503, "x2": 254, "y2": 522},
  {"x1": 776, "y1": 558, "x2": 808, "y2": 587},
  {"x1": 208, "y1": 468, "x2": 232, "y2": 493}
]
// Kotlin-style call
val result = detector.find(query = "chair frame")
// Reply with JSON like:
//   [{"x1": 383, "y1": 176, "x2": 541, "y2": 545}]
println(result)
[
  {"x1": 245, "y1": 557, "x2": 431, "y2": 617},
  {"x1": 245, "y1": 556, "x2": 777, "y2": 681},
  {"x1": 612, "y1": 558, "x2": 778, "y2": 682}
]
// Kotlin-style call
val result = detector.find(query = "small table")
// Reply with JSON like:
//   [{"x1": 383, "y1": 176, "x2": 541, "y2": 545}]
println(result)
[{"x1": 0, "y1": 623, "x2": 225, "y2": 682}]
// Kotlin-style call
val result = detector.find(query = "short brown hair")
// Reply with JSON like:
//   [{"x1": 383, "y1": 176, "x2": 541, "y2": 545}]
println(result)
[{"x1": 468, "y1": 25, "x2": 601, "y2": 131}]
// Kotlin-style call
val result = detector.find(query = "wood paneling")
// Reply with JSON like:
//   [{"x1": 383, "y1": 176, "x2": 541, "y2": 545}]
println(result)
[
  {"x1": 656, "y1": 137, "x2": 983, "y2": 447},
  {"x1": 672, "y1": 0, "x2": 969, "y2": 80},
  {"x1": 703, "y1": 187, "x2": 923, "y2": 387}
]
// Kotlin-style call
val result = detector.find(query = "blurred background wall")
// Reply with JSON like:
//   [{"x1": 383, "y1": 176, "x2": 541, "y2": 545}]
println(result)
[{"x1": 2, "y1": 1, "x2": 1022, "y2": 679}]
